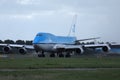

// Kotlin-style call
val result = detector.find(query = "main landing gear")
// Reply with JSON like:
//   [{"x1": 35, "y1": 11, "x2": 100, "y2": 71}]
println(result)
[
  {"x1": 37, "y1": 51, "x2": 71, "y2": 58},
  {"x1": 50, "y1": 53, "x2": 55, "y2": 57},
  {"x1": 38, "y1": 51, "x2": 45, "y2": 57}
]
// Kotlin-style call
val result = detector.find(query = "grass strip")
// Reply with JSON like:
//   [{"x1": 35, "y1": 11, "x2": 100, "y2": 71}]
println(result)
[
  {"x1": 0, "y1": 57, "x2": 120, "y2": 69},
  {"x1": 0, "y1": 69, "x2": 120, "y2": 80}
]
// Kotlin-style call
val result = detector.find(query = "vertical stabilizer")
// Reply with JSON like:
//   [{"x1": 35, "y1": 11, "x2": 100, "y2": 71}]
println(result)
[{"x1": 68, "y1": 15, "x2": 77, "y2": 37}]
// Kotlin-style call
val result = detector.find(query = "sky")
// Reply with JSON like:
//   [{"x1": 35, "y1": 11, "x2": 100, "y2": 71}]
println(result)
[{"x1": 0, "y1": 0, "x2": 120, "y2": 43}]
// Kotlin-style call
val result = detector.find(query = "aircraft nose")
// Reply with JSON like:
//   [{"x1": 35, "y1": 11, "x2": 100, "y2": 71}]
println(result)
[{"x1": 33, "y1": 36, "x2": 40, "y2": 44}]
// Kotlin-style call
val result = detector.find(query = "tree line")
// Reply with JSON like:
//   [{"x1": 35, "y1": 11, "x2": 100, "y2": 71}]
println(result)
[
  {"x1": 0, "y1": 39, "x2": 33, "y2": 45},
  {"x1": 0, "y1": 39, "x2": 110, "y2": 45}
]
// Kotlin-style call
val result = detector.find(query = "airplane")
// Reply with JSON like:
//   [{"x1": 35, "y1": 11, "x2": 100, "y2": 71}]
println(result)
[
  {"x1": 0, "y1": 31, "x2": 111, "y2": 57},
  {"x1": 0, "y1": 32, "x2": 111, "y2": 57},
  {"x1": 32, "y1": 15, "x2": 111, "y2": 57},
  {"x1": 0, "y1": 16, "x2": 111, "y2": 57},
  {"x1": 32, "y1": 32, "x2": 111, "y2": 57}
]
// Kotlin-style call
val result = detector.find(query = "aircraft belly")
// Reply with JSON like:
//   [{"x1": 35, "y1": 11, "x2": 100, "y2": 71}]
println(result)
[{"x1": 35, "y1": 44, "x2": 55, "y2": 52}]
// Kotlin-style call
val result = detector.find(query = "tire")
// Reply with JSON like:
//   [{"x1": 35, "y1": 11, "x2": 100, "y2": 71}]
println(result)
[
  {"x1": 38, "y1": 54, "x2": 45, "y2": 57},
  {"x1": 50, "y1": 53, "x2": 55, "y2": 57},
  {"x1": 65, "y1": 53, "x2": 71, "y2": 58},
  {"x1": 59, "y1": 53, "x2": 64, "y2": 57}
]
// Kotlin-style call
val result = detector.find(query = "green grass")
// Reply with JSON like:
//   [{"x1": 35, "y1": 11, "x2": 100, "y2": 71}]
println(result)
[
  {"x1": 0, "y1": 57, "x2": 120, "y2": 80},
  {"x1": 0, "y1": 69, "x2": 120, "y2": 80},
  {"x1": 0, "y1": 57, "x2": 120, "y2": 69}
]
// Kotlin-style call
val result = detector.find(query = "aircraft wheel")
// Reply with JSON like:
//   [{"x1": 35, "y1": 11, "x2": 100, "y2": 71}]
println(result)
[
  {"x1": 59, "y1": 53, "x2": 64, "y2": 57},
  {"x1": 38, "y1": 54, "x2": 45, "y2": 57},
  {"x1": 65, "y1": 53, "x2": 71, "y2": 58},
  {"x1": 42, "y1": 54, "x2": 45, "y2": 57},
  {"x1": 50, "y1": 53, "x2": 55, "y2": 57},
  {"x1": 38, "y1": 54, "x2": 42, "y2": 57}
]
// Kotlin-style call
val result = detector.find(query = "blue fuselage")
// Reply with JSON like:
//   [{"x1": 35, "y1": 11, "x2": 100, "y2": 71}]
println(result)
[{"x1": 33, "y1": 32, "x2": 76, "y2": 52}]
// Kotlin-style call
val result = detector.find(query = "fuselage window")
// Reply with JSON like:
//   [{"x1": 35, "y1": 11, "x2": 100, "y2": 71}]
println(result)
[{"x1": 37, "y1": 34, "x2": 43, "y2": 36}]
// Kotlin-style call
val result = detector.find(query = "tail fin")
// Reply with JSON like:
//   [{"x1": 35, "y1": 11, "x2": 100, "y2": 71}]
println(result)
[{"x1": 68, "y1": 15, "x2": 77, "y2": 37}]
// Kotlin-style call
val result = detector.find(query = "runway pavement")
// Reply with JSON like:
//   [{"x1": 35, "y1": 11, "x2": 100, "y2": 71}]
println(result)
[
  {"x1": 0, "y1": 68, "x2": 120, "y2": 72},
  {"x1": 0, "y1": 52, "x2": 120, "y2": 58}
]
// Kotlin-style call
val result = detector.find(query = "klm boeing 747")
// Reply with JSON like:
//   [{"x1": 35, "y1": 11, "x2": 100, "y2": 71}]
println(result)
[
  {"x1": 0, "y1": 16, "x2": 111, "y2": 57},
  {"x1": 32, "y1": 32, "x2": 110, "y2": 57},
  {"x1": 0, "y1": 32, "x2": 111, "y2": 57}
]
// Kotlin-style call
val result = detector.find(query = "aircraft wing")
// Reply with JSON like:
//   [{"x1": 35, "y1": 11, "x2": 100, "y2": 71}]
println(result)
[
  {"x1": 0, "y1": 43, "x2": 34, "y2": 54},
  {"x1": 84, "y1": 43, "x2": 111, "y2": 52},
  {"x1": 53, "y1": 43, "x2": 110, "y2": 54},
  {"x1": 75, "y1": 37, "x2": 100, "y2": 42},
  {"x1": 53, "y1": 44, "x2": 84, "y2": 54}
]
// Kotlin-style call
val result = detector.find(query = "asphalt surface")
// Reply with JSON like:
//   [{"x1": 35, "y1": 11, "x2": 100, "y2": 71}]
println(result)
[
  {"x1": 0, "y1": 68, "x2": 120, "y2": 72},
  {"x1": 0, "y1": 52, "x2": 120, "y2": 58}
]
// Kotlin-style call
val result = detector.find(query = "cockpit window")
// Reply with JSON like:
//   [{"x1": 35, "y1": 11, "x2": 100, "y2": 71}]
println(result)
[{"x1": 37, "y1": 34, "x2": 43, "y2": 36}]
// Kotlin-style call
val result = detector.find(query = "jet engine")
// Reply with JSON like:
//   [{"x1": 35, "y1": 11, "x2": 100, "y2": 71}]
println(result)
[
  {"x1": 74, "y1": 48, "x2": 84, "y2": 54},
  {"x1": 19, "y1": 47, "x2": 27, "y2": 55},
  {"x1": 3, "y1": 46, "x2": 12, "y2": 53},
  {"x1": 102, "y1": 46, "x2": 110, "y2": 52}
]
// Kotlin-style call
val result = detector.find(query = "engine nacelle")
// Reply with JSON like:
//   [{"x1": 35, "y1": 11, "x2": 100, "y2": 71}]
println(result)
[
  {"x1": 19, "y1": 47, "x2": 27, "y2": 55},
  {"x1": 53, "y1": 44, "x2": 65, "y2": 52},
  {"x1": 75, "y1": 48, "x2": 84, "y2": 54},
  {"x1": 3, "y1": 46, "x2": 12, "y2": 53},
  {"x1": 102, "y1": 46, "x2": 111, "y2": 52}
]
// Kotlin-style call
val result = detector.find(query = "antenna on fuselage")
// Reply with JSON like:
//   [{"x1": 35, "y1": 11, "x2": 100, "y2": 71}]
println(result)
[{"x1": 68, "y1": 15, "x2": 77, "y2": 37}]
